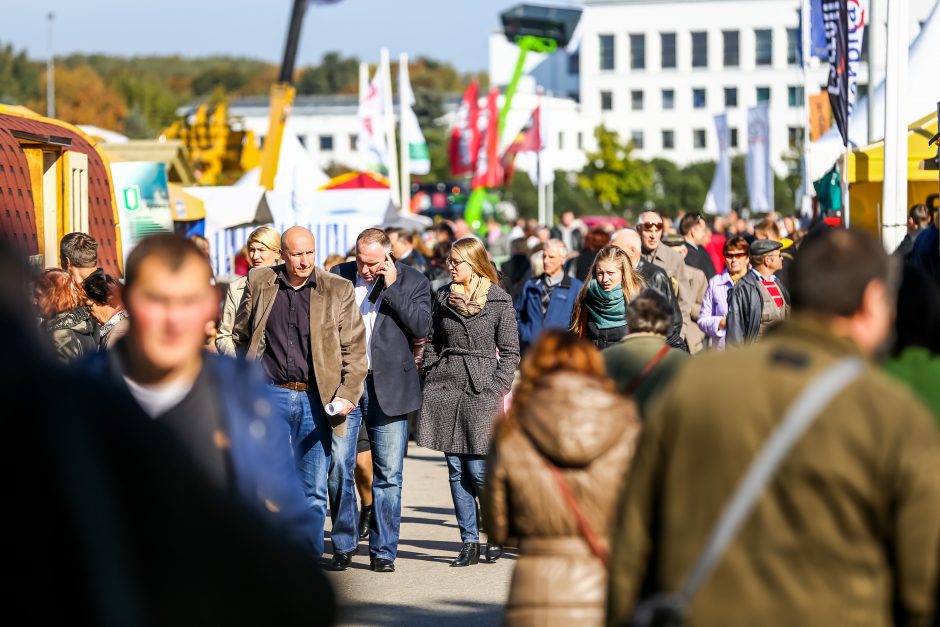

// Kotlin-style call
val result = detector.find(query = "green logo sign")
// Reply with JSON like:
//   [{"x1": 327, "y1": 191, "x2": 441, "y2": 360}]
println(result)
[{"x1": 123, "y1": 185, "x2": 141, "y2": 211}]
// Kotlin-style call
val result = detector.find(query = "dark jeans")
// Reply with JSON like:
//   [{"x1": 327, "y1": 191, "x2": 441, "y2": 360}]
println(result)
[
  {"x1": 330, "y1": 375, "x2": 409, "y2": 561},
  {"x1": 445, "y1": 453, "x2": 486, "y2": 543},
  {"x1": 269, "y1": 386, "x2": 331, "y2": 559}
]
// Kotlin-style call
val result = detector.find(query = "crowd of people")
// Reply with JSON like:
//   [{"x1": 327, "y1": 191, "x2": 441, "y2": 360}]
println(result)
[{"x1": 9, "y1": 201, "x2": 940, "y2": 625}]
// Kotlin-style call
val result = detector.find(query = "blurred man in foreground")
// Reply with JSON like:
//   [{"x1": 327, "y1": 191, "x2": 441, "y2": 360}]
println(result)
[{"x1": 608, "y1": 228, "x2": 940, "y2": 627}]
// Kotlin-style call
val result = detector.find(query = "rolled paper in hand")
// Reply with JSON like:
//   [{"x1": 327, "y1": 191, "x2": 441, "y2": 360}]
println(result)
[{"x1": 325, "y1": 401, "x2": 342, "y2": 416}]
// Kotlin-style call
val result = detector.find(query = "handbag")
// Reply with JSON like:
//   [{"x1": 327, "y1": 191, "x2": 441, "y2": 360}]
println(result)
[{"x1": 627, "y1": 357, "x2": 864, "y2": 627}]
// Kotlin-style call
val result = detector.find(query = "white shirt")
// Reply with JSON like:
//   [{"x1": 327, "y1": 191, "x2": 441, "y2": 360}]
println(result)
[
  {"x1": 354, "y1": 274, "x2": 383, "y2": 369},
  {"x1": 123, "y1": 376, "x2": 193, "y2": 418}
]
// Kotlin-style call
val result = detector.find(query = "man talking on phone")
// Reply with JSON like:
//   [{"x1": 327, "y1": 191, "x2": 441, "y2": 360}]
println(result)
[{"x1": 329, "y1": 228, "x2": 432, "y2": 572}]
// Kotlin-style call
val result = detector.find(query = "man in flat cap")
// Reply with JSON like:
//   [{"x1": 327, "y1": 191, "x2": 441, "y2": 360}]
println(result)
[{"x1": 726, "y1": 238, "x2": 789, "y2": 344}]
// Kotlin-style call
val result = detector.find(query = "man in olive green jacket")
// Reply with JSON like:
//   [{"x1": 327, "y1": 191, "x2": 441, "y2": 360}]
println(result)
[{"x1": 607, "y1": 228, "x2": 940, "y2": 627}]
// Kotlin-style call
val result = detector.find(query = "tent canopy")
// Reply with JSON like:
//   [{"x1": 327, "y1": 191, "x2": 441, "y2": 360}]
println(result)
[
  {"x1": 319, "y1": 170, "x2": 390, "y2": 190},
  {"x1": 849, "y1": 111, "x2": 939, "y2": 184}
]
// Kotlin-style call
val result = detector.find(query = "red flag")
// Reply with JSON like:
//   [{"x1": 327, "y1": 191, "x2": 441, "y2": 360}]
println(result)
[
  {"x1": 449, "y1": 81, "x2": 480, "y2": 176},
  {"x1": 501, "y1": 105, "x2": 541, "y2": 183},
  {"x1": 472, "y1": 88, "x2": 503, "y2": 189}
]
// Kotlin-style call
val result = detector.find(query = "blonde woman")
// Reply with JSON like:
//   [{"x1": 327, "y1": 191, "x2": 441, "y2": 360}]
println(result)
[
  {"x1": 416, "y1": 237, "x2": 521, "y2": 567},
  {"x1": 216, "y1": 226, "x2": 281, "y2": 356},
  {"x1": 570, "y1": 245, "x2": 644, "y2": 350}
]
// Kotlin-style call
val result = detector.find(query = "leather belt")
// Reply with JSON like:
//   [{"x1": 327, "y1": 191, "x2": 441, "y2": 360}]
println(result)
[{"x1": 274, "y1": 381, "x2": 308, "y2": 391}]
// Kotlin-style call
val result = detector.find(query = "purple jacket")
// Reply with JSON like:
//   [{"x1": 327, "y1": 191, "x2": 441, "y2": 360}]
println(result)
[{"x1": 698, "y1": 271, "x2": 734, "y2": 350}]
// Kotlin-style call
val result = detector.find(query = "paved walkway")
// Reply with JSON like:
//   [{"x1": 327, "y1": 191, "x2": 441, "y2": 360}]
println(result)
[{"x1": 326, "y1": 445, "x2": 514, "y2": 626}]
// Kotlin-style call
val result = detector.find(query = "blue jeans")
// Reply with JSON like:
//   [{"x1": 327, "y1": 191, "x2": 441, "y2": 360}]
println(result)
[
  {"x1": 269, "y1": 386, "x2": 331, "y2": 560},
  {"x1": 327, "y1": 399, "x2": 362, "y2": 555},
  {"x1": 330, "y1": 375, "x2": 409, "y2": 561},
  {"x1": 445, "y1": 453, "x2": 487, "y2": 543}
]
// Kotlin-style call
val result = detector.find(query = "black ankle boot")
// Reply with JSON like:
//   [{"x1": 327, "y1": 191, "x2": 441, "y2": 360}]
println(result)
[
  {"x1": 450, "y1": 542, "x2": 480, "y2": 567},
  {"x1": 358, "y1": 504, "x2": 373, "y2": 541},
  {"x1": 485, "y1": 543, "x2": 503, "y2": 562}
]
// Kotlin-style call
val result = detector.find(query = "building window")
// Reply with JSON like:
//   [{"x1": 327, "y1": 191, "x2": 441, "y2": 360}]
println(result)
[
  {"x1": 297, "y1": 135, "x2": 307, "y2": 148},
  {"x1": 599, "y1": 34, "x2": 615, "y2": 70},
  {"x1": 662, "y1": 88, "x2": 675, "y2": 110},
  {"x1": 724, "y1": 87, "x2": 738, "y2": 108},
  {"x1": 558, "y1": 132, "x2": 564, "y2": 150},
  {"x1": 568, "y1": 90, "x2": 580, "y2": 103},
  {"x1": 577, "y1": 132, "x2": 583, "y2": 150},
  {"x1": 756, "y1": 86, "x2": 771, "y2": 103},
  {"x1": 691, "y1": 31, "x2": 708, "y2": 68},
  {"x1": 568, "y1": 51, "x2": 580, "y2": 75},
  {"x1": 319, "y1": 135, "x2": 334, "y2": 151},
  {"x1": 600, "y1": 90, "x2": 613, "y2": 111},
  {"x1": 787, "y1": 85, "x2": 804, "y2": 108},
  {"x1": 788, "y1": 126, "x2": 804, "y2": 148},
  {"x1": 693, "y1": 88, "x2": 707, "y2": 109},
  {"x1": 755, "y1": 29, "x2": 773, "y2": 66},
  {"x1": 630, "y1": 33, "x2": 646, "y2": 70},
  {"x1": 729, "y1": 128, "x2": 739, "y2": 148},
  {"x1": 631, "y1": 90, "x2": 644, "y2": 111},
  {"x1": 723, "y1": 30, "x2": 739, "y2": 67},
  {"x1": 693, "y1": 129, "x2": 707, "y2": 149},
  {"x1": 631, "y1": 130, "x2": 644, "y2": 149},
  {"x1": 661, "y1": 32, "x2": 677, "y2": 69},
  {"x1": 662, "y1": 130, "x2": 675, "y2": 149},
  {"x1": 349, "y1": 134, "x2": 358, "y2": 151},
  {"x1": 786, "y1": 28, "x2": 800, "y2": 65}
]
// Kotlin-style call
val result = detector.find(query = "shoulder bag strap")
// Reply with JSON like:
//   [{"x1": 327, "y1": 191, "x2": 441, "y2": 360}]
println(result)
[
  {"x1": 623, "y1": 344, "x2": 672, "y2": 396},
  {"x1": 543, "y1": 458, "x2": 610, "y2": 568},
  {"x1": 675, "y1": 357, "x2": 865, "y2": 609}
]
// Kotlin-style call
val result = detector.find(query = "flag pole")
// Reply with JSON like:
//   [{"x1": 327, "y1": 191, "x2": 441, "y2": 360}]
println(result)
[
  {"x1": 881, "y1": 0, "x2": 908, "y2": 250},
  {"x1": 399, "y1": 53, "x2": 411, "y2": 214},
  {"x1": 380, "y1": 48, "x2": 401, "y2": 209},
  {"x1": 800, "y1": 0, "x2": 812, "y2": 219}
]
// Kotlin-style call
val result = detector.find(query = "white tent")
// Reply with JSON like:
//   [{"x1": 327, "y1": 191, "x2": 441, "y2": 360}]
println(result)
[
  {"x1": 235, "y1": 131, "x2": 329, "y2": 199},
  {"x1": 808, "y1": 0, "x2": 940, "y2": 180}
]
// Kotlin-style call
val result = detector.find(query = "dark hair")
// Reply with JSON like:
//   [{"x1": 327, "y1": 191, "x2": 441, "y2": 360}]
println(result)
[
  {"x1": 385, "y1": 227, "x2": 412, "y2": 243},
  {"x1": 432, "y1": 241, "x2": 451, "y2": 266},
  {"x1": 910, "y1": 204, "x2": 930, "y2": 227},
  {"x1": 893, "y1": 263, "x2": 940, "y2": 355},
  {"x1": 84, "y1": 272, "x2": 123, "y2": 307},
  {"x1": 124, "y1": 234, "x2": 210, "y2": 293},
  {"x1": 678, "y1": 212, "x2": 704, "y2": 236},
  {"x1": 627, "y1": 289, "x2": 672, "y2": 336},
  {"x1": 722, "y1": 235, "x2": 750, "y2": 257},
  {"x1": 509, "y1": 237, "x2": 529, "y2": 255},
  {"x1": 583, "y1": 228, "x2": 611, "y2": 253},
  {"x1": 356, "y1": 227, "x2": 391, "y2": 250},
  {"x1": 790, "y1": 228, "x2": 890, "y2": 317},
  {"x1": 59, "y1": 232, "x2": 98, "y2": 268}
]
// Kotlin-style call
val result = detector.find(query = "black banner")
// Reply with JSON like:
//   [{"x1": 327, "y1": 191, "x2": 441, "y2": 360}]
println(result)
[{"x1": 822, "y1": 0, "x2": 850, "y2": 146}]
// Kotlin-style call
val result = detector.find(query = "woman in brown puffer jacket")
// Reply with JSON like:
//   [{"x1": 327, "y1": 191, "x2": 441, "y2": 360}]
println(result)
[{"x1": 484, "y1": 330, "x2": 641, "y2": 627}]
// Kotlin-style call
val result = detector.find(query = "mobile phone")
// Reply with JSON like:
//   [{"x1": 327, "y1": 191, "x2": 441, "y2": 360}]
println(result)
[{"x1": 367, "y1": 253, "x2": 396, "y2": 303}]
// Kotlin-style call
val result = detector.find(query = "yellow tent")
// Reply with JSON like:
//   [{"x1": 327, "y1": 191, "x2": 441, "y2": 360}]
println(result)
[{"x1": 848, "y1": 111, "x2": 940, "y2": 237}]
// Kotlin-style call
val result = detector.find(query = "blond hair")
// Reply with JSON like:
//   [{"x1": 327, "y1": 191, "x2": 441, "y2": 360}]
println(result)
[
  {"x1": 247, "y1": 225, "x2": 282, "y2": 255},
  {"x1": 570, "y1": 245, "x2": 645, "y2": 336},
  {"x1": 451, "y1": 237, "x2": 500, "y2": 285}
]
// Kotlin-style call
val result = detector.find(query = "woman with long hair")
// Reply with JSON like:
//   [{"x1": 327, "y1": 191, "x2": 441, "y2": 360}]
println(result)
[
  {"x1": 35, "y1": 268, "x2": 98, "y2": 362},
  {"x1": 570, "y1": 245, "x2": 644, "y2": 349},
  {"x1": 484, "y1": 330, "x2": 640, "y2": 626},
  {"x1": 216, "y1": 226, "x2": 281, "y2": 356},
  {"x1": 416, "y1": 237, "x2": 521, "y2": 567}
]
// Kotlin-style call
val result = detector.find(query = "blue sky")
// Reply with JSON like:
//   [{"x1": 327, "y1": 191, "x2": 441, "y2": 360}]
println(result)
[{"x1": 2, "y1": 0, "x2": 580, "y2": 72}]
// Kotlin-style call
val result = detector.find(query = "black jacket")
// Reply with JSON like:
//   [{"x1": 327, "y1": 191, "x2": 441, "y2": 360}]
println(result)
[
  {"x1": 332, "y1": 261, "x2": 432, "y2": 416},
  {"x1": 726, "y1": 270, "x2": 790, "y2": 344},
  {"x1": 636, "y1": 259, "x2": 687, "y2": 352},
  {"x1": 399, "y1": 249, "x2": 430, "y2": 277},
  {"x1": 685, "y1": 243, "x2": 716, "y2": 281}
]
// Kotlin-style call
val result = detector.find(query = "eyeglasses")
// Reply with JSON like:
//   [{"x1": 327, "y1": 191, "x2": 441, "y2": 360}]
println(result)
[
  {"x1": 445, "y1": 258, "x2": 467, "y2": 269},
  {"x1": 640, "y1": 222, "x2": 664, "y2": 232},
  {"x1": 724, "y1": 252, "x2": 747, "y2": 259}
]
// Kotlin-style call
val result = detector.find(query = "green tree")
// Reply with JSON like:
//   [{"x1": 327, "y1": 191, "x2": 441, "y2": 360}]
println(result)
[
  {"x1": 577, "y1": 126, "x2": 653, "y2": 213},
  {"x1": 111, "y1": 72, "x2": 181, "y2": 137},
  {"x1": 553, "y1": 170, "x2": 601, "y2": 217},
  {"x1": 0, "y1": 42, "x2": 41, "y2": 104},
  {"x1": 297, "y1": 52, "x2": 360, "y2": 95}
]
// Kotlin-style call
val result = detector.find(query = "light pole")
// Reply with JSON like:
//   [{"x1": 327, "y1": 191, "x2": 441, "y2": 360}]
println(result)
[{"x1": 46, "y1": 12, "x2": 55, "y2": 118}]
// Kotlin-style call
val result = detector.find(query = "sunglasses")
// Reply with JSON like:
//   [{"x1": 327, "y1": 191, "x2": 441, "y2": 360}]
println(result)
[
  {"x1": 640, "y1": 222, "x2": 664, "y2": 232},
  {"x1": 724, "y1": 252, "x2": 747, "y2": 259}
]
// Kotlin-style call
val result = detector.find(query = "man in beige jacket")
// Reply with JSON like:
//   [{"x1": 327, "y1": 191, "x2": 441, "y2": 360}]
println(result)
[{"x1": 233, "y1": 226, "x2": 367, "y2": 559}]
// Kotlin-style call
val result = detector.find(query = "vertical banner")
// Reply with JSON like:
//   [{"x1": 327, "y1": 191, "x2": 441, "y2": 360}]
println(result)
[
  {"x1": 111, "y1": 162, "x2": 174, "y2": 266},
  {"x1": 846, "y1": 0, "x2": 868, "y2": 115},
  {"x1": 809, "y1": 0, "x2": 830, "y2": 58},
  {"x1": 399, "y1": 60, "x2": 430, "y2": 175},
  {"x1": 704, "y1": 113, "x2": 731, "y2": 215},
  {"x1": 472, "y1": 89, "x2": 503, "y2": 189},
  {"x1": 357, "y1": 69, "x2": 389, "y2": 169},
  {"x1": 746, "y1": 104, "x2": 774, "y2": 212},
  {"x1": 822, "y1": 0, "x2": 850, "y2": 146},
  {"x1": 808, "y1": 91, "x2": 833, "y2": 140},
  {"x1": 449, "y1": 81, "x2": 480, "y2": 176}
]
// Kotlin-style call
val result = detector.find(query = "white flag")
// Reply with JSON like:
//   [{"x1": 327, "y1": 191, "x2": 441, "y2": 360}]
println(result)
[
  {"x1": 704, "y1": 113, "x2": 731, "y2": 215},
  {"x1": 399, "y1": 62, "x2": 430, "y2": 175},
  {"x1": 745, "y1": 104, "x2": 774, "y2": 212},
  {"x1": 357, "y1": 70, "x2": 389, "y2": 170}
]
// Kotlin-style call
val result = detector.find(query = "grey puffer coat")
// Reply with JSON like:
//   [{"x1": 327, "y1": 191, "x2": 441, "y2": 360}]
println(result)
[{"x1": 416, "y1": 283, "x2": 520, "y2": 455}]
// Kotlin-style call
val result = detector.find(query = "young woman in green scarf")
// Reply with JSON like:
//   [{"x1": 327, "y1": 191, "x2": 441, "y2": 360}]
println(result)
[{"x1": 569, "y1": 246, "x2": 645, "y2": 349}]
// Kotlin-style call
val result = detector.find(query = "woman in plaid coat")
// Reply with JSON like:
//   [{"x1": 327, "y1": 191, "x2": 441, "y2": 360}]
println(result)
[{"x1": 416, "y1": 237, "x2": 521, "y2": 568}]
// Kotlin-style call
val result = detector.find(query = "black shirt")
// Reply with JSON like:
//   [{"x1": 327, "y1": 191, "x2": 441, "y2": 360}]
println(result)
[{"x1": 262, "y1": 269, "x2": 314, "y2": 384}]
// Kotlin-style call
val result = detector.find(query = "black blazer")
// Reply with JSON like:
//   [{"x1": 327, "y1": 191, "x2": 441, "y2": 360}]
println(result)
[{"x1": 332, "y1": 260, "x2": 432, "y2": 416}]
